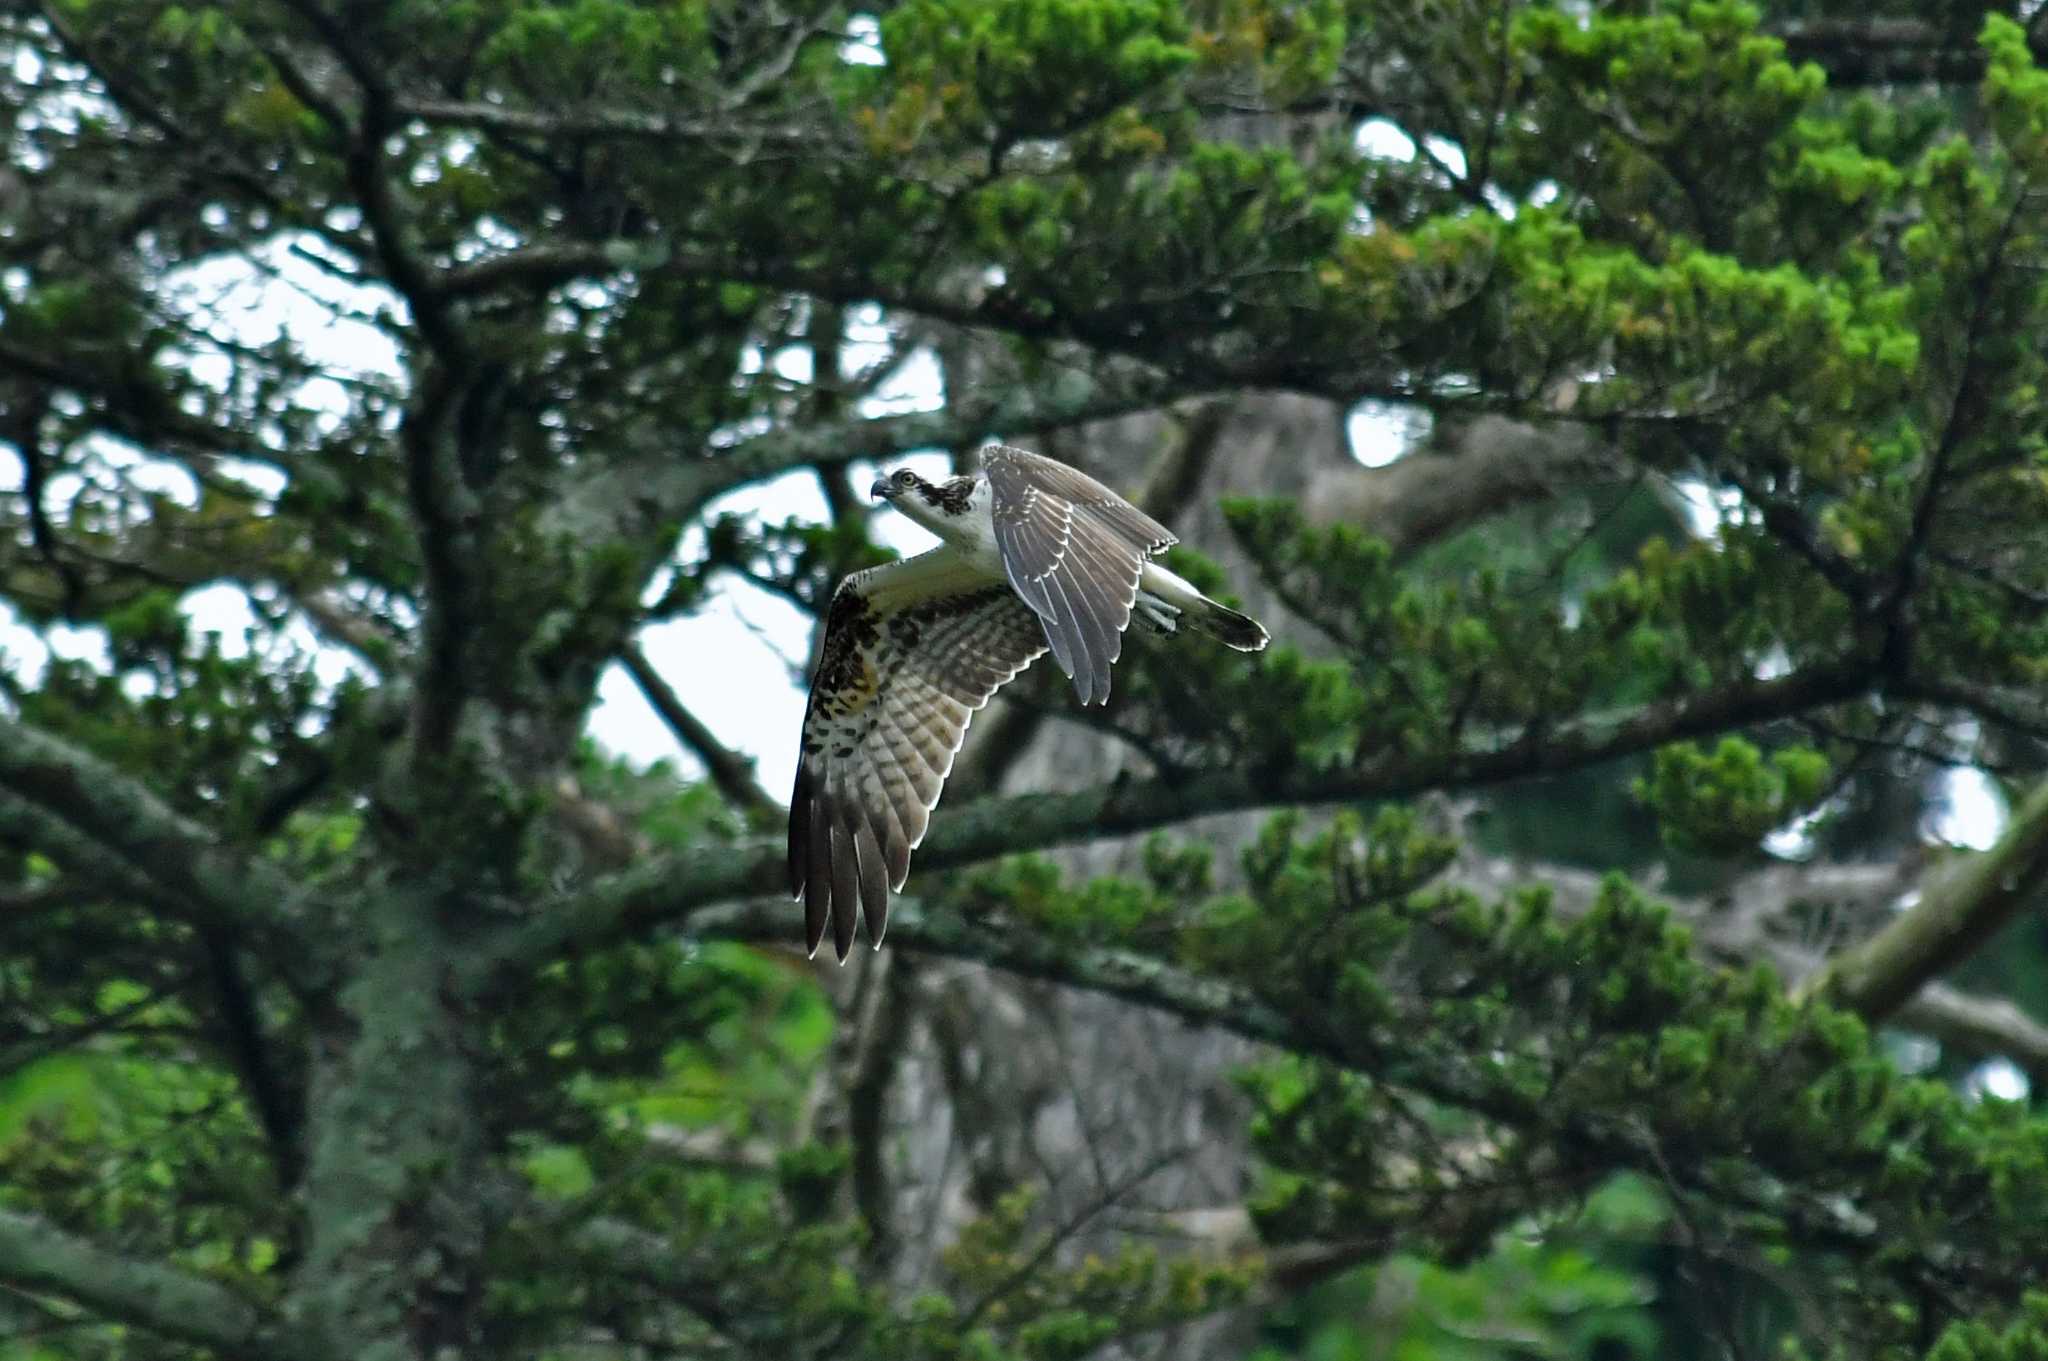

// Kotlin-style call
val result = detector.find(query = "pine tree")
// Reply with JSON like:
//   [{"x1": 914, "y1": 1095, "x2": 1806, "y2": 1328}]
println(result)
[{"x1": 2, "y1": 3, "x2": 2048, "y2": 1358}]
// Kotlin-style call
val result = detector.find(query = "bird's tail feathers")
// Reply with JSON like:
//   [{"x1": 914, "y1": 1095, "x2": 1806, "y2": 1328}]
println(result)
[
  {"x1": 1189, "y1": 596, "x2": 1269, "y2": 652},
  {"x1": 1135, "y1": 565, "x2": 1270, "y2": 651}
]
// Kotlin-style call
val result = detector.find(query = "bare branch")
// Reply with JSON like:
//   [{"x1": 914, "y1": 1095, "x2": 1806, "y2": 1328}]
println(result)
[
  {"x1": 958, "y1": 1142, "x2": 1195, "y2": 1330},
  {"x1": 1898, "y1": 985, "x2": 2048, "y2": 1082},
  {"x1": 707, "y1": 372, "x2": 1197, "y2": 500},
  {"x1": 199, "y1": 927, "x2": 305, "y2": 1188},
  {"x1": 620, "y1": 645, "x2": 777, "y2": 823},
  {"x1": 292, "y1": 588, "x2": 405, "y2": 674}
]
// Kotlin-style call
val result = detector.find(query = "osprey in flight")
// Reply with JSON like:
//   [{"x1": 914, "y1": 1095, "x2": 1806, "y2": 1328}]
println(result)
[{"x1": 789, "y1": 445, "x2": 1269, "y2": 961}]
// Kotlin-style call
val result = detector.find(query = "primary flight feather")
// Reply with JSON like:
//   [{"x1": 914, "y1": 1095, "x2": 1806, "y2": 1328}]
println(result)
[{"x1": 789, "y1": 445, "x2": 1269, "y2": 961}]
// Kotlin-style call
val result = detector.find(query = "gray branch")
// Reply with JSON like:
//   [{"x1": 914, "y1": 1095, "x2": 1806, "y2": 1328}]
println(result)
[
  {"x1": 1799, "y1": 778, "x2": 2048, "y2": 1024},
  {"x1": 0, "y1": 1207, "x2": 301, "y2": 1354},
  {"x1": 703, "y1": 372, "x2": 1198, "y2": 500},
  {"x1": 1303, "y1": 413, "x2": 1627, "y2": 558},
  {"x1": 395, "y1": 95, "x2": 822, "y2": 153},
  {"x1": 0, "y1": 717, "x2": 307, "y2": 950}
]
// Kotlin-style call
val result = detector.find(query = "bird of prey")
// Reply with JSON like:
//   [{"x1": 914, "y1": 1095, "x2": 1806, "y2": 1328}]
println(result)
[{"x1": 788, "y1": 444, "x2": 1270, "y2": 961}]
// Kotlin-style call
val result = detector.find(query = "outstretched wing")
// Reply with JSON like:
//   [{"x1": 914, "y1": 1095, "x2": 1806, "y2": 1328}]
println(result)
[
  {"x1": 789, "y1": 549, "x2": 1047, "y2": 961},
  {"x1": 982, "y1": 445, "x2": 1177, "y2": 706}
]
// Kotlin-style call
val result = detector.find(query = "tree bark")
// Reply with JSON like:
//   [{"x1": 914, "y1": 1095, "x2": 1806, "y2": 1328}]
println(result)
[{"x1": 292, "y1": 885, "x2": 488, "y2": 1359}]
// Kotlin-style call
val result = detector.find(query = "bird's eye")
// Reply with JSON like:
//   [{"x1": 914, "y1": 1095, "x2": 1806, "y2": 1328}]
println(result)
[{"x1": 893, "y1": 470, "x2": 915, "y2": 486}]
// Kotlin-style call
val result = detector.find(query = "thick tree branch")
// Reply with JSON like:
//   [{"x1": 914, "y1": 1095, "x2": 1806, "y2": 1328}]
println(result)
[
  {"x1": 1799, "y1": 778, "x2": 2048, "y2": 1022},
  {"x1": 270, "y1": 7, "x2": 486, "y2": 762},
  {"x1": 1899, "y1": 675, "x2": 2048, "y2": 744},
  {"x1": 672, "y1": 896, "x2": 1535, "y2": 1118},
  {"x1": 0, "y1": 1207, "x2": 299, "y2": 1354},
  {"x1": 293, "y1": 588, "x2": 405, "y2": 675},
  {"x1": 0, "y1": 717, "x2": 306, "y2": 947},
  {"x1": 396, "y1": 371, "x2": 486, "y2": 756},
  {"x1": 200, "y1": 928, "x2": 305, "y2": 1188},
  {"x1": 394, "y1": 96, "x2": 822, "y2": 153},
  {"x1": 487, "y1": 658, "x2": 1873, "y2": 972},
  {"x1": 1771, "y1": 18, "x2": 2037, "y2": 88},
  {"x1": 0, "y1": 795, "x2": 177, "y2": 909},
  {"x1": 1302, "y1": 413, "x2": 1627, "y2": 559},
  {"x1": 1898, "y1": 985, "x2": 2048, "y2": 1081}
]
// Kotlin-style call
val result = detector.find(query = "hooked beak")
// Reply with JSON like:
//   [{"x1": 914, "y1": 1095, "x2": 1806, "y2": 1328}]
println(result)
[{"x1": 869, "y1": 477, "x2": 891, "y2": 501}]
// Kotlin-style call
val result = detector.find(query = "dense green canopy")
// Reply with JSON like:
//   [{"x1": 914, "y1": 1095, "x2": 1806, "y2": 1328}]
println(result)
[{"x1": 3, "y1": 1, "x2": 2048, "y2": 1358}]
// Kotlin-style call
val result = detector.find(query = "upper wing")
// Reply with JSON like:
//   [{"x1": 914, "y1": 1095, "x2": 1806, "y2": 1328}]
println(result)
[
  {"x1": 982, "y1": 445, "x2": 1177, "y2": 707},
  {"x1": 789, "y1": 548, "x2": 1047, "y2": 961}
]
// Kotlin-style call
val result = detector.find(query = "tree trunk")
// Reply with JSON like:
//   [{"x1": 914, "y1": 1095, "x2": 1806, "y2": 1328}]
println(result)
[{"x1": 293, "y1": 883, "x2": 487, "y2": 1359}]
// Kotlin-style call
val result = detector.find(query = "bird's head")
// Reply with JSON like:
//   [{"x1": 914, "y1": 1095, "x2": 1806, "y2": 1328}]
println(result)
[
  {"x1": 868, "y1": 467, "x2": 924, "y2": 504},
  {"x1": 870, "y1": 466, "x2": 976, "y2": 532}
]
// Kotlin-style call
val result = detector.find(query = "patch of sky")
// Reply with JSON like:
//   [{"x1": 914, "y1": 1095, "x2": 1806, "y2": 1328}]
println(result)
[
  {"x1": 1346, "y1": 398, "x2": 1428, "y2": 469},
  {"x1": 842, "y1": 14, "x2": 886, "y2": 67},
  {"x1": 1881, "y1": 1031, "x2": 1941, "y2": 1076},
  {"x1": 1965, "y1": 1055, "x2": 2029, "y2": 1103},
  {"x1": 1930, "y1": 767, "x2": 2005, "y2": 851},
  {"x1": 1671, "y1": 477, "x2": 1745, "y2": 538},
  {"x1": 1763, "y1": 793, "x2": 1838, "y2": 861}
]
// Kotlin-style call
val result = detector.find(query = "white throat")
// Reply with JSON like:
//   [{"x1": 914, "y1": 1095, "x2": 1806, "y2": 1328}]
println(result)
[{"x1": 892, "y1": 477, "x2": 999, "y2": 568}]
